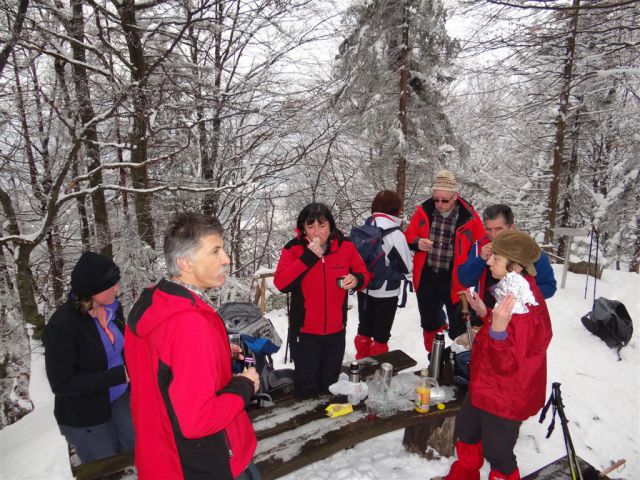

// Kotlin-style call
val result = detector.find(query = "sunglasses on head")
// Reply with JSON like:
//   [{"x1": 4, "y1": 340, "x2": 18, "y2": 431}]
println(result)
[{"x1": 433, "y1": 195, "x2": 454, "y2": 204}]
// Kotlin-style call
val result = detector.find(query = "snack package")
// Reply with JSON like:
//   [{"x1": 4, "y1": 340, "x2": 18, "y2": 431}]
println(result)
[{"x1": 325, "y1": 403, "x2": 353, "y2": 418}]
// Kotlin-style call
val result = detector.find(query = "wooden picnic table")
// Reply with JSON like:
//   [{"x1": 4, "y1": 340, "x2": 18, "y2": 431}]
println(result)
[
  {"x1": 250, "y1": 349, "x2": 463, "y2": 479},
  {"x1": 75, "y1": 349, "x2": 463, "y2": 480}
]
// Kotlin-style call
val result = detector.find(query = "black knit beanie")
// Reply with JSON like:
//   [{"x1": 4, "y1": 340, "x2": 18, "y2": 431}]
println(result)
[{"x1": 71, "y1": 251, "x2": 120, "y2": 297}]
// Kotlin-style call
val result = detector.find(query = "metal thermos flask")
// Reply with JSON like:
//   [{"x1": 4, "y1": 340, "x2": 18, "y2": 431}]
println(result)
[
  {"x1": 430, "y1": 333, "x2": 445, "y2": 380},
  {"x1": 348, "y1": 361, "x2": 360, "y2": 383}
]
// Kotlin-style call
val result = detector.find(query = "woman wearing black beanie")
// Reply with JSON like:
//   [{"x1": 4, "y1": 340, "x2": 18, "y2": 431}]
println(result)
[{"x1": 44, "y1": 251, "x2": 134, "y2": 464}]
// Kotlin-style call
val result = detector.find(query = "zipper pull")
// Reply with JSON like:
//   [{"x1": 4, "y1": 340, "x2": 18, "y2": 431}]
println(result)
[{"x1": 321, "y1": 256, "x2": 325, "y2": 263}]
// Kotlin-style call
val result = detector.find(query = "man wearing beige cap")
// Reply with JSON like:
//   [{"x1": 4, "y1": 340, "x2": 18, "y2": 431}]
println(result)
[{"x1": 405, "y1": 170, "x2": 486, "y2": 352}]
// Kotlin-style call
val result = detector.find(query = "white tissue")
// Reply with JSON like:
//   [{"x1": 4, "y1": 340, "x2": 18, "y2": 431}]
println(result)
[{"x1": 329, "y1": 373, "x2": 369, "y2": 401}]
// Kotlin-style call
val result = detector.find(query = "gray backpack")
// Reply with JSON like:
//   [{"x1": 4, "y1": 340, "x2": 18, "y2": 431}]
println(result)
[{"x1": 218, "y1": 302, "x2": 294, "y2": 401}]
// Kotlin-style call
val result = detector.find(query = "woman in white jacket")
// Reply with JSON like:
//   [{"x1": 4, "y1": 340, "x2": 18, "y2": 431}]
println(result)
[{"x1": 355, "y1": 190, "x2": 413, "y2": 359}]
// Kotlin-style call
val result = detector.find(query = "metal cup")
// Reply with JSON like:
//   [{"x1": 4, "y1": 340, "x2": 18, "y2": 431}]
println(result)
[
  {"x1": 228, "y1": 333, "x2": 241, "y2": 347},
  {"x1": 380, "y1": 362, "x2": 393, "y2": 388}
]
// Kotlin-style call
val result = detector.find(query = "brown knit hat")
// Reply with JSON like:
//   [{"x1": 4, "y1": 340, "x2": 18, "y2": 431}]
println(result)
[
  {"x1": 432, "y1": 170, "x2": 457, "y2": 193},
  {"x1": 491, "y1": 230, "x2": 541, "y2": 276}
]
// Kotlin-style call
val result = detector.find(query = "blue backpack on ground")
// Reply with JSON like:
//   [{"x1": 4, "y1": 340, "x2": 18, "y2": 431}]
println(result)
[{"x1": 349, "y1": 217, "x2": 405, "y2": 291}]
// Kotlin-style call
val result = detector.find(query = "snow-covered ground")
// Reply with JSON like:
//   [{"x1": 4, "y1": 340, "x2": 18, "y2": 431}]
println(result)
[{"x1": 1, "y1": 265, "x2": 638, "y2": 479}]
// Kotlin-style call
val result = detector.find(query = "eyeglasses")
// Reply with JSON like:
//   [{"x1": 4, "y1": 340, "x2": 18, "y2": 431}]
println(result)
[{"x1": 433, "y1": 195, "x2": 455, "y2": 204}]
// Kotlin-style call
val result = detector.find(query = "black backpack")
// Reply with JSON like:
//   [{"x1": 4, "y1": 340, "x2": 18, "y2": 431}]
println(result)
[
  {"x1": 348, "y1": 217, "x2": 404, "y2": 291},
  {"x1": 581, "y1": 297, "x2": 633, "y2": 360}
]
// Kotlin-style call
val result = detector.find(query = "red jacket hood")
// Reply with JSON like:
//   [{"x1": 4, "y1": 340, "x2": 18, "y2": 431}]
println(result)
[{"x1": 128, "y1": 279, "x2": 211, "y2": 338}]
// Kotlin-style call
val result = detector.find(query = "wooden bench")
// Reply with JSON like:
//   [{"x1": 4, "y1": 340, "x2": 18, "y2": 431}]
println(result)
[{"x1": 76, "y1": 350, "x2": 463, "y2": 480}]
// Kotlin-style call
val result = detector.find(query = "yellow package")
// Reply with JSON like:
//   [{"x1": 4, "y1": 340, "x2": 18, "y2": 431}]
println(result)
[{"x1": 325, "y1": 403, "x2": 353, "y2": 418}]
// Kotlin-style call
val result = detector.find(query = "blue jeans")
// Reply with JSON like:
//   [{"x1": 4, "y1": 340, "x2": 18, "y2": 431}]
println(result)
[{"x1": 59, "y1": 388, "x2": 135, "y2": 463}]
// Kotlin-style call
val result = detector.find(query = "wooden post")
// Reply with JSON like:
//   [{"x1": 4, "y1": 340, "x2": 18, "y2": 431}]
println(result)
[
  {"x1": 552, "y1": 227, "x2": 588, "y2": 289},
  {"x1": 259, "y1": 277, "x2": 266, "y2": 314}
]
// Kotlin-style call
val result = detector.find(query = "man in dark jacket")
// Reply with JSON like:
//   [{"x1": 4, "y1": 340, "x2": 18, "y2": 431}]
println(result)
[
  {"x1": 405, "y1": 170, "x2": 486, "y2": 351},
  {"x1": 125, "y1": 213, "x2": 260, "y2": 480},
  {"x1": 458, "y1": 204, "x2": 557, "y2": 308}
]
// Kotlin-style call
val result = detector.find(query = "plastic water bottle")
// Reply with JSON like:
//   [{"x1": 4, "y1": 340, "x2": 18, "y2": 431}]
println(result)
[{"x1": 415, "y1": 368, "x2": 431, "y2": 413}]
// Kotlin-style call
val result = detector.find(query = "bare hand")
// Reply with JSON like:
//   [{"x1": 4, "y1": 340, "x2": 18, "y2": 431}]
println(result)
[
  {"x1": 339, "y1": 273, "x2": 357, "y2": 289},
  {"x1": 417, "y1": 238, "x2": 433, "y2": 252},
  {"x1": 230, "y1": 343, "x2": 244, "y2": 361},
  {"x1": 308, "y1": 237, "x2": 324, "y2": 258},
  {"x1": 492, "y1": 293, "x2": 516, "y2": 332},
  {"x1": 464, "y1": 289, "x2": 487, "y2": 318},
  {"x1": 480, "y1": 243, "x2": 493, "y2": 261},
  {"x1": 240, "y1": 367, "x2": 260, "y2": 394}
]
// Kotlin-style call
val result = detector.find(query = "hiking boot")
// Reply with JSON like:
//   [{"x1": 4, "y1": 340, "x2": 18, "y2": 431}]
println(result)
[
  {"x1": 354, "y1": 335, "x2": 372, "y2": 360},
  {"x1": 370, "y1": 341, "x2": 389, "y2": 356}
]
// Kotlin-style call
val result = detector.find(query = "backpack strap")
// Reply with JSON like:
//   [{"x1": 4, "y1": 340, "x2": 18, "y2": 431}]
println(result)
[
  {"x1": 381, "y1": 226, "x2": 400, "y2": 238},
  {"x1": 397, "y1": 279, "x2": 413, "y2": 308}
]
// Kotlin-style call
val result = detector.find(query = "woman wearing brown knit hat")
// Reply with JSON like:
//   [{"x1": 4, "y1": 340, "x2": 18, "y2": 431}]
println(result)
[
  {"x1": 434, "y1": 230, "x2": 552, "y2": 480},
  {"x1": 44, "y1": 251, "x2": 135, "y2": 464}
]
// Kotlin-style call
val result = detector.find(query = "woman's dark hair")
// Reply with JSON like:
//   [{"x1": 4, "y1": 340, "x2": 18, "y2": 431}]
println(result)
[
  {"x1": 296, "y1": 203, "x2": 343, "y2": 242},
  {"x1": 371, "y1": 190, "x2": 402, "y2": 216}
]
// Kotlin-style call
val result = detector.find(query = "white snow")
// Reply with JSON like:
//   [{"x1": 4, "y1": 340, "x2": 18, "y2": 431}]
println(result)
[{"x1": 0, "y1": 265, "x2": 637, "y2": 480}]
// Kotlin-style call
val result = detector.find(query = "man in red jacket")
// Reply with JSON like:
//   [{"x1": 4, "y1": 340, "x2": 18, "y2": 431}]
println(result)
[
  {"x1": 125, "y1": 213, "x2": 260, "y2": 480},
  {"x1": 405, "y1": 170, "x2": 486, "y2": 351}
]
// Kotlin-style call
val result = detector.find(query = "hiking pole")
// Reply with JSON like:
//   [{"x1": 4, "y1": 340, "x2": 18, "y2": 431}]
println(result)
[
  {"x1": 539, "y1": 382, "x2": 584, "y2": 480},
  {"x1": 592, "y1": 226, "x2": 599, "y2": 305}
]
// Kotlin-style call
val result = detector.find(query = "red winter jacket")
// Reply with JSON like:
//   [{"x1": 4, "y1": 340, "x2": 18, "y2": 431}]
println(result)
[
  {"x1": 274, "y1": 235, "x2": 370, "y2": 335},
  {"x1": 470, "y1": 275, "x2": 553, "y2": 421},
  {"x1": 125, "y1": 280, "x2": 257, "y2": 480},
  {"x1": 404, "y1": 197, "x2": 486, "y2": 303}
]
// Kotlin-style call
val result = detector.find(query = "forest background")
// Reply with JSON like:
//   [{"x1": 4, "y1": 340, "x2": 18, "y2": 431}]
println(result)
[{"x1": 0, "y1": 0, "x2": 638, "y2": 428}]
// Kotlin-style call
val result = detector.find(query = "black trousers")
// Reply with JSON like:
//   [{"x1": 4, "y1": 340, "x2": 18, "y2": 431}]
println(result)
[
  {"x1": 416, "y1": 267, "x2": 467, "y2": 340},
  {"x1": 290, "y1": 329, "x2": 345, "y2": 398},
  {"x1": 454, "y1": 395, "x2": 521, "y2": 475},
  {"x1": 356, "y1": 292, "x2": 398, "y2": 344},
  {"x1": 236, "y1": 462, "x2": 262, "y2": 480}
]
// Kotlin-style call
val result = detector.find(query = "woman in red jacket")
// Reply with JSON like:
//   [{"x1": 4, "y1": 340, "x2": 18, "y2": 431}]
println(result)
[
  {"x1": 274, "y1": 203, "x2": 370, "y2": 398},
  {"x1": 436, "y1": 230, "x2": 552, "y2": 480}
]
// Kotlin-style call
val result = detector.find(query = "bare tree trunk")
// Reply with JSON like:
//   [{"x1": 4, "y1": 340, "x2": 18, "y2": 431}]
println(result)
[
  {"x1": 0, "y1": 0, "x2": 29, "y2": 76},
  {"x1": 53, "y1": 57, "x2": 92, "y2": 249},
  {"x1": 558, "y1": 102, "x2": 583, "y2": 258},
  {"x1": 188, "y1": 24, "x2": 213, "y2": 217},
  {"x1": 203, "y1": 0, "x2": 226, "y2": 218},
  {"x1": 395, "y1": 0, "x2": 409, "y2": 209},
  {"x1": 69, "y1": 0, "x2": 113, "y2": 257},
  {"x1": 15, "y1": 246, "x2": 44, "y2": 338},
  {"x1": 0, "y1": 226, "x2": 14, "y2": 295},
  {"x1": 631, "y1": 214, "x2": 640, "y2": 273},
  {"x1": 115, "y1": 0, "x2": 155, "y2": 248},
  {"x1": 45, "y1": 229, "x2": 65, "y2": 306},
  {"x1": 544, "y1": 0, "x2": 580, "y2": 247}
]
